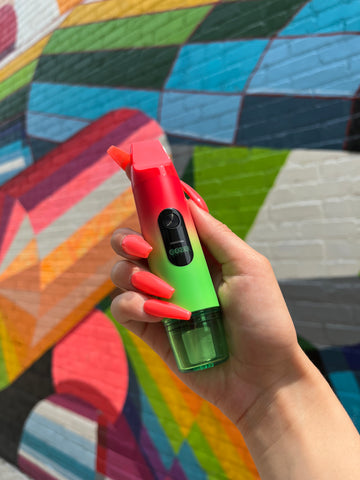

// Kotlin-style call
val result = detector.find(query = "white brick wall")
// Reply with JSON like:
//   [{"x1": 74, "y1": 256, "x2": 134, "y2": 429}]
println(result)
[{"x1": 246, "y1": 149, "x2": 360, "y2": 280}]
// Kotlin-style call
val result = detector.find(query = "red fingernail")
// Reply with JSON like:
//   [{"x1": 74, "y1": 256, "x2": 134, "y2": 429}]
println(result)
[
  {"x1": 132, "y1": 271, "x2": 175, "y2": 299},
  {"x1": 144, "y1": 299, "x2": 191, "y2": 320},
  {"x1": 121, "y1": 235, "x2": 153, "y2": 258},
  {"x1": 181, "y1": 181, "x2": 209, "y2": 212}
]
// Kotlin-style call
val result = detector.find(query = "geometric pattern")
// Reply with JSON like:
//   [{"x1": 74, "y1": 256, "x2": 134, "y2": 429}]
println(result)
[
  {"x1": 0, "y1": 0, "x2": 358, "y2": 187},
  {"x1": 0, "y1": 108, "x2": 164, "y2": 390},
  {"x1": 1, "y1": 1, "x2": 360, "y2": 479}
]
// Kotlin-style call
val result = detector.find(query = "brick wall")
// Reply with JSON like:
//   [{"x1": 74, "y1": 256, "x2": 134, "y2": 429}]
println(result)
[{"x1": 0, "y1": 1, "x2": 359, "y2": 479}]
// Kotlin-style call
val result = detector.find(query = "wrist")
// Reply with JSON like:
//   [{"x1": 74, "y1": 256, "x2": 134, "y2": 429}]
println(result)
[{"x1": 236, "y1": 346, "x2": 360, "y2": 479}]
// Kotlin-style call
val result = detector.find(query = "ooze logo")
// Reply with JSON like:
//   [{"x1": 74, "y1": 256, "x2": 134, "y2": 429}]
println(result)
[{"x1": 169, "y1": 245, "x2": 191, "y2": 256}]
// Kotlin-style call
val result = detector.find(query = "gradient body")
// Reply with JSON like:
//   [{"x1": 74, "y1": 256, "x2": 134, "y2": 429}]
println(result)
[{"x1": 130, "y1": 141, "x2": 219, "y2": 312}]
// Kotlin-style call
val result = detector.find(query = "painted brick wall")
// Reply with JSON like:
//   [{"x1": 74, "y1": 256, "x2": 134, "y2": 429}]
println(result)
[{"x1": 0, "y1": 1, "x2": 359, "y2": 479}]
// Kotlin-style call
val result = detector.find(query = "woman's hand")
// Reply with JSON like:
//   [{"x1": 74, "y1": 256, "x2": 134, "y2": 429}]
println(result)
[{"x1": 110, "y1": 200, "x2": 301, "y2": 426}]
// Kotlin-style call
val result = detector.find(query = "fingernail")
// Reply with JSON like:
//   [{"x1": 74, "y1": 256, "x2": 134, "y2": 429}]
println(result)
[
  {"x1": 121, "y1": 235, "x2": 153, "y2": 258},
  {"x1": 132, "y1": 271, "x2": 175, "y2": 299},
  {"x1": 181, "y1": 181, "x2": 209, "y2": 212},
  {"x1": 144, "y1": 299, "x2": 191, "y2": 320}
]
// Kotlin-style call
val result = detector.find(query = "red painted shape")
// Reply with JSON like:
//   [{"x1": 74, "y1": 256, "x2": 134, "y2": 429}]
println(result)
[
  {"x1": 3, "y1": 109, "x2": 138, "y2": 198},
  {"x1": 0, "y1": 5, "x2": 17, "y2": 55},
  {"x1": 52, "y1": 309, "x2": 129, "y2": 424}
]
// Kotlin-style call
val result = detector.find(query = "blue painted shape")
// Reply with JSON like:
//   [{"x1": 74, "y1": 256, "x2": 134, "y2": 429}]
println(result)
[
  {"x1": 237, "y1": 94, "x2": 351, "y2": 149},
  {"x1": 343, "y1": 344, "x2": 360, "y2": 370},
  {"x1": 329, "y1": 370, "x2": 360, "y2": 394},
  {"x1": 20, "y1": 432, "x2": 96, "y2": 480},
  {"x1": 138, "y1": 388, "x2": 175, "y2": 470},
  {"x1": 335, "y1": 392, "x2": 360, "y2": 432},
  {"x1": 177, "y1": 441, "x2": 207, "y2": 480},
  {"x1": 0, "y1": 140, "x2": 33, "y2": 186},
  {"x1": 248, "y1": 35, "x2": 360, "y2": 97},
  {"x1": 23, "y1": 412, "x2": 96, "y2": 466},
  {"x1": 29, "y1": 83, "x2": 160, "y2": 120},
  {"x1": 166, "y1": 40, "x2": 269, "y2": 92},
  {"x1": 280, "y1": 0, "x2": 360, "y2": 36},
  {"x1": 329, "y1": 371, "x2": 360, "y2": 432},
  {"x1": 161, "y1": 91, "x2": 241, "y2": 143},
  {"x1": 319, "y1": 348, "x2": 349, "y2": 372},
  {"x1": 26, "y1": 112, "x2": 90, "y2": 142}
]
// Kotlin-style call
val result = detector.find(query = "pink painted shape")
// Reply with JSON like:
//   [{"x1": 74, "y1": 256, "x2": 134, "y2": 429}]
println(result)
[
  {"x1": 29, "y1": 154, "x2": 118, "y2": 234},
  {"x1": 52, "y1": 309, "x2": 129, "y2": 423},
  {"x1": 28, "y1": 118, "x2": 164, "y2": 234},
  {"x1": 0, "y1": 6, "x2": 17, "y2": 54},
  {"x1": 0, "y1": 197, "x2": 27, "y2": 264}
]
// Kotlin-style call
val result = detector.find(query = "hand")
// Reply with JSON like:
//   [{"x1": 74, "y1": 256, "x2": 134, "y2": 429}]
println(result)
[
  {"x1": 110, "y1": 200, "x2": 301, "y2": 426},
  {"x1": 111, "y1": 200, "x2": 360, "y2": 480}
]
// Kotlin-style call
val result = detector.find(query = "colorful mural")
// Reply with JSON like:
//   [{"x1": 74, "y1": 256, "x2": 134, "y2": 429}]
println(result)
[{"x1": 0, "y1": 1, "x2": 359, "y2": 479}]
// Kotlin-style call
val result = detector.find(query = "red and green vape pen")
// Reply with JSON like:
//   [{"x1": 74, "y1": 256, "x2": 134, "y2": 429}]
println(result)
[{"x1": 108, "y1": 139, "x2": 228, "y2": 372}]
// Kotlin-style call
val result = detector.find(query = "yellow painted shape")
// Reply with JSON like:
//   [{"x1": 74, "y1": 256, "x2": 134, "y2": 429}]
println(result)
[
  {"x1": 0, "y1": 239, "x2": 38, "y2": 282},
  {"x1": 0, "y1": 36, "x2": 50, "y2": 83},
  {"x1": 209, "y1": 403, "x2": 259, "y2": 478},
  {"x1": 129, "y1": 331, "x2": 196, "y2": 438},
  {"x1": 40, "y1": 187, "x2": 135, "y2": 288},
  {"x1": 195, "y1": 402, "x2": 257, "y2": 480},
  {"x1": 0, "y1": 314, "x2": 22, "y2": 382},
  {"x1": 61, "y1": 0, "x2": 219, "y2": 27}
]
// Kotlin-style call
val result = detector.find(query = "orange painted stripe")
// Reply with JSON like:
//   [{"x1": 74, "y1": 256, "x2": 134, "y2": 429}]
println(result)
[
  {"x1": 26, "y1": 274, "x2": 115, "y2": 371},
  {"x1": 0, "y1": 294, "x2": 37, "y2": 368},
  {"x1": 40, "y1": 187, "x2": 135, "y2": 288},
  {"x1": 0, "y1": 239, "x2": 38, "y2": 282},
  {"x1": 57, "y1": 0, "x2": 83, "y2": 15}
]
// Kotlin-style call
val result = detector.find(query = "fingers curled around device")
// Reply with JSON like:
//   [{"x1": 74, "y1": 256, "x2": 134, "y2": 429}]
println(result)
[{"x1": 111, "y1": 260, "x2": 173, "y2": 298}]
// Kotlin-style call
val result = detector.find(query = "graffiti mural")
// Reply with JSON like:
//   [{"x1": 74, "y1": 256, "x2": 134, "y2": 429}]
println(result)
[{"x1": 0, "y1": 0, "x2": 359, "y2": 478}]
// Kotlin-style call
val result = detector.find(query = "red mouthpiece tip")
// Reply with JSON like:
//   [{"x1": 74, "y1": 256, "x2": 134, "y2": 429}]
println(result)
[{"x1": 107, "y1": 145, "x2": 131, "y2": 170}]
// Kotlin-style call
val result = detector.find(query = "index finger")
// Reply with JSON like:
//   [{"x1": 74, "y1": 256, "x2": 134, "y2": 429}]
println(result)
[{"x1": 111, "y1": 228, "x2": 153, "y2": 259}]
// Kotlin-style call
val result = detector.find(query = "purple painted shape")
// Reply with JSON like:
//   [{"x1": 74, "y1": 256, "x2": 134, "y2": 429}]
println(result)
[
  {"x1": 169, "y1": 458, "x2": 188, "y2": 480},
  {"x1": 0, "y1": 194, "x2": 16, "y2": 249},
  {"x1": 103, "y1": 415, "x2": 155, "y2": 480},
  {"x1": 18, "y1": 455, "x2": 58, "y2": 480},
  {"x1": 48, "y1": 393, "x2": 98, "y2": 421},
  {"x1": 19, "y1": 112, "x2": 149, "y2": 211},
  {"x1": 139, "y1": 425, "x2": 168, "y2": 480}
]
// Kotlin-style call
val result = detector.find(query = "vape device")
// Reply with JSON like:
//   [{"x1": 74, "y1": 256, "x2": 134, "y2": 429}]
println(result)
[{"x1": 108, "y1": 140, "x2": 228, "y2": 372}]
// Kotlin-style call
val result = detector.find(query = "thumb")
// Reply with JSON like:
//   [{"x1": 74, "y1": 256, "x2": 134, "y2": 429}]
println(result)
[{"x1": 188, "y1": 200, "x2": 260, "y2": 275}]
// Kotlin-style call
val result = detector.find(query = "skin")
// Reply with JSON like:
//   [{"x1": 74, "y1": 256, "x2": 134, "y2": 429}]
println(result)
[{"x1": 111, "y1": 200, "x2": 360, "y2": 479}]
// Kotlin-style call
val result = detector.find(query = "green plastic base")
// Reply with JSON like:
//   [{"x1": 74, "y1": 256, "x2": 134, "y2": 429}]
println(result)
[{"x1": 164, "y1": 307, "x2": 229, "y2": 373}]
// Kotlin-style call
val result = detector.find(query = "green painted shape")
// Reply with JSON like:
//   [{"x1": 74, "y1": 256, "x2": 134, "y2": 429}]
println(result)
[
  {"x1": 102, "y1": 304, "x2": 184, "y2": 452},
  {"x1": 0, "y1": 62, "x2": 37, "y2": 103},
  {"x1": 187, "y1": 422, "x2": 227, "y2": 480},
  {"x1": 35, "y1": 48, "x2": 178, "y2": 89},
  {"x1": 181, "y1": 154, "x2": 194, "y2": 187},
  {"x1": 44, "y1": 7, "x2": 211, "y2": 53},
  {"x1": 0, "y1": 87, "x2": 28, "y2": 123},
  {"x1": 0, "y1": 344, "x2": 9, "y2": 390},
  {"x1": 193, "y1": 146, "x2": 289, "y2": 239},
  {"x1": 190, "y1": 0, "x2": 308, "y2": 41},
  {"x1": 298, "y1": 336, "x2": 315, "y2": 352}
]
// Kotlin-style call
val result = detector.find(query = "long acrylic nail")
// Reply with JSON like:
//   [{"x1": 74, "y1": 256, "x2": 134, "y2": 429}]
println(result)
[
  {"x1": 121, "y1": 235, "x2": 153, "y2": 258},
  {"x1": 131, "y1": 271, "x2": 175, "y2": 299},
  {"x1": 144, "y1": 299, "x2": 191, "y2": 320}
]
